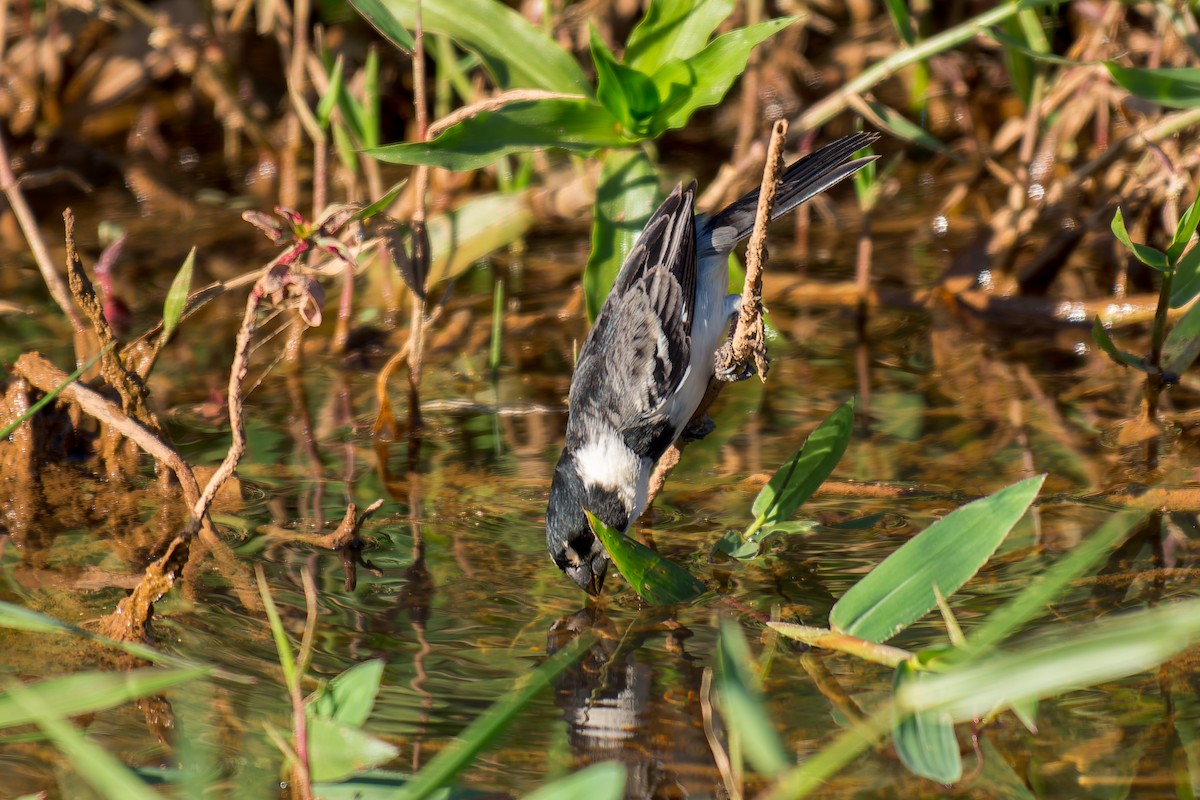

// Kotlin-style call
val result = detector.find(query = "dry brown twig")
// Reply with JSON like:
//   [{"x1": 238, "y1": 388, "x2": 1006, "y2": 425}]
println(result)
[{"x1": 645, "y1": 119, "x2": 790, "y2": 506}]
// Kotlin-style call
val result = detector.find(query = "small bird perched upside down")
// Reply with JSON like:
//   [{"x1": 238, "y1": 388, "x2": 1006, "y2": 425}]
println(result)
[{"x1": 546, "y1": 132, "x2": 881, "y2": 595}]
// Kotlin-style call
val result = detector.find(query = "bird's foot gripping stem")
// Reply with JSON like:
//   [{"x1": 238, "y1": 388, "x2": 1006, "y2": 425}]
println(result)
[
  {"x1": 713, "y1": 342, "x2": 761, "y2": 383},
  {"x1": 682, "y1": 415, "x2": 717, "y2": 442}
]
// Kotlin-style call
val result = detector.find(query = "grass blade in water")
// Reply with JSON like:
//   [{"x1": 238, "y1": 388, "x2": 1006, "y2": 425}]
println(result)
[
  {"x1": 715, "y1": 619, "x2": 790, "y2": 777},
  {"x1": 0, "y1": 668, "x2": 206, "y2": 729}
]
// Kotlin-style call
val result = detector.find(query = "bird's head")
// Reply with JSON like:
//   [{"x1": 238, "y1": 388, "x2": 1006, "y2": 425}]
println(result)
[{"x1": 546, "y1": 453, "x2": 609, "y2": 595}]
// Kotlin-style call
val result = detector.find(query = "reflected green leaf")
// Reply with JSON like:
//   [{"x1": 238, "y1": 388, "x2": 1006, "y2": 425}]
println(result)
[
  {"x1": 715, "y1": 620, "x2": 791, "y2": 777},
  {"x1": 1092, "y1": 316, "x2": 1147, "y2": 371},
  {"x1": 588, "y1": 512, "x2": 705, "y2": 605},
  {"x1": 892, "y1": 662, "x2": 961, "y2": 784},
  {"x1": 625, "y1": 0, "x2": 734, "y2": 73},
  {"x1": 366, "y1": 99, "x2": 623, "y2": 171},
  {"x1": 307, "y1": 716, "x2": 399, "y2": 783},
  {"x1": 830, "y1": 475, "x2": 1045, "y2": 643},
  {"x1": 1106, "y1": 62, "x2": 1200, "y2": 109},
  {"x1": 161, "y1": 247, "x2": 195, "y2": 344},
  {"x1": 1110, "y1": 206, "x2": 1169, "y2": 271},
  {"x1": 584, "y1": 149, "x2": 660, "y2": 321},
  {"x1": 522, "y1": 762, "x2": 627, "y2": 800}
]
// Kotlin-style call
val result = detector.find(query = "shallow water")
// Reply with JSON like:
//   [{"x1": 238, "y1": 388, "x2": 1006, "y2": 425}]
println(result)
[{"x1": 3, "y1": 167, "x2": 1200, "y2": 800}]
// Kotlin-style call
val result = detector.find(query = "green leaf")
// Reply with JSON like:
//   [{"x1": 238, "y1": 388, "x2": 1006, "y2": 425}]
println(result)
[
  {"x1": 1163, "y1": 299, "x2": 1200, "y2": 377},
  {"x1": 1105, "y1": 63, "x2": 1200, "y2": 109},
  {"x1": 892, "y1": 662, "x2": 962, "y2": 784},
  {"x1": 161, "y1": 247, "x2": 195, "y2": 344},
  {"x1": 584, "y1": 148, "x2": 660, "y2": 321},
  {"x1": 317, "y1": 54, "x2": 345, "y2": 129},
  {"x1": 522, "y1": 762, "x2": 627, "y2": 800},
  {"x1": 897, "y1": 600, "x2": 1200, "y2": 722},
  {"x1": 307, "y1": 716, "x2": 399, "y2": 783},
  {"x1": 347, "y1": 0, "x2": 414, "y2": 51},
  {"x1": 2, "y1": 677, "x2": 162, "y2": 800},
  {"x1": 1010, "y1": 697, "x2": 1038, "y2": 734},
  {"x1": 884, "y1": 0, "x2": 917, "y2": 46},
  {"x1": 830, "y1": 475, "x2": 1045, "y2": 643},
  {"x1": 857, "y1": 98, "x2": 955, "y2": 159},
  {"x1": 1169, "y1": 190, "x2": 1200, "y2": 262},
  {"x1": 396, "y1": 632, "x2": 596, "y2": 800},
  {"x1": 351, "y1": 0, "x2": 588, "y2": 93},
  {"x1": 588, "y1": 512, "x2": 705, "y2": 605},
  {"x1": 366, "y1": 99, "x2": 623, "y2": 171},
  {"x1": 749, "y1": 401, "x2": 854, "y2": 531},
  {"x1": 0, "y1": 601, "x2": 181, "y2": 665},
  {"x1": 350, "y1": 179, "x2": 407, "y2": 224},
  {"x1": 1171, "y1": 243, "x2": 1200, "y2": 308},
  {"x1": 652, "y1": 17, "x2": 795, "y2": 133},
  {"x1": 0, "y1": 345, "x2": 109, "y2": 440},
  {"x1": 1092, "y1": 316, "x2": 1148, "y2": 371},
  {"x1": 715, "y1": 620, "x2": 791, "y2": 777},
  {"x1": 310, "y1": 659, "x2": 385, "y2": 727},
  {"x1": 1111, "y1": 207, "x2": 1170, "y2": 271},
  {"x1": 0, "y1": 668, "x2": 206, "y2": 730},
  {"x1": 589, "y1": 27, "x2": 659, "y2": 136},
  {"x1": 962, "y1": 510, "x2": 1145, "y2": 659},
  {"x1": 625, "y1": 0, "x2": 734, "y2": 73}
]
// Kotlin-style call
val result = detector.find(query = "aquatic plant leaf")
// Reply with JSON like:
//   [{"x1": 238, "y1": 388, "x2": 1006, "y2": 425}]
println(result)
[
  {"x1": 892, "y1": 662, "x2": 962, "y2": 784},
  {"x1": 366, "y1": 99, "x2": 624, "y2": 171},
  {"x1": 625, "y1": 0, "x2": 733, "y2": 73},
  {"x1": 395, "y1": 632, "x2": 596, "y2": 800},
  {"x1": 1091, "y1": 317, "x2": 1148, "y2": 371},
  {"x1": 1111, "y1": 207, "x2": 1169, "y2": 271},
  {"x1": 1171, "y1": 243, "x2": 1200, "y2": 308},
  {"x1": 830, "y1": 475, "x2": 1044, "y2": 643},
  {"x1": 589, "y1": 27, "x2": 659, "y2": 137},
  {"x1": 584, "y1": 148, "x2": 660, "y2": 321},
  {"x1": 0, "y1": 668, "x2": 206, "y2": 730},
  {"x1": 351, "y1": 0, "x2": 588, "y2": 93},
  {"x1": 307, "y1": 716, "x2": 399, "y2": 783},
  {"x1": 1169, "y1": 191, "x2": 1200, "y2": 262},
  {"x1": 897, "y1": 599, "x2": 1200, "y2": 722},
  {"x1": 768, "y1": 622, "x2": 913, "y2": 667},
  {"x1": 715, "y1": 620, "x2": 792, "y2": 777},
  {"x1": 310, "y1": 659, "x2": 385, "y2": 727},
  {"x1": 588, "y1": 512, "x2": 705, "y2": 605},
  {"x1": 522, "y1": 762, "x2": 627, "y2": 800},
  {"x1": 714, "y1": 529, "x2": 765, "y2": 559},
  {"x1": 317, "y1": 54, "x2": 344, "y2": 129},
  {"x1": 961, "y1": 510, "x2": 1145, "y2": 659},
  {"x1": 2, "y1": 677, "x2": 161, "y2": 800},
  {"x1": 161, "y1": 247, "x2": 195, "y2": 344},
  {"x1": 1163, "y1": 299, "x2": 1200, "y2": 377},
  {"x1": 749, "y1": 401, "x2": 854, "y2": 531},
  {"x1": 651, "y1": 18, "x2": 795, "y2": 132},
  {"x1": 1105, "y1": 62, "x2": 1200, "y2": 108}
]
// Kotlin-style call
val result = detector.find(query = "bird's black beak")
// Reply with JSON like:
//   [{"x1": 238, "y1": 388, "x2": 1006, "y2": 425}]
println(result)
[{"x1": 584, "y1": 569, "x2": 604, "y2": 596}]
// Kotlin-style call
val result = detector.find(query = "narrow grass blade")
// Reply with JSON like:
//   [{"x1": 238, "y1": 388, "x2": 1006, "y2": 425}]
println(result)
[
  {"x1": 830, "y1": 475, "x2": 1045, "y2": 643},
  {"x1": 0, "y1": 668, "x2": 206, "y2": 729},
  {"x1": 2, "y1": 677, "x2": 161, "y2": 800},
  {"x1": 0, "y1": 601, "x2": 182, "y2": 666},
  {"x1": 714, "y1": 619, "x2": 790, "y2": 777},
  {"x1": 1106, "y1": 63, "x2": 1200, "y2": 108},
  {"x1": 395, "y1": 631, "x2": 596, "y2": 800},
  {"x1": 0, "y1": 345, "x2": 110, "y2": 439},
  {"x1": 588, "y1": 512, "x2": 705, "y2": 605},
  {"x1": 161, "y1": 247, "x2": 195, "y2": 344},
  {"x1": 1092, "y1": 317, "x2": 1148, "y2": 371}
]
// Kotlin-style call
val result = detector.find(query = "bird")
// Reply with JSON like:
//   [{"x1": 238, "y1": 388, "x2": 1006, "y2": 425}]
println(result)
[{"x1": 546, "y1": 131, "x2": 881, "y2": 595}]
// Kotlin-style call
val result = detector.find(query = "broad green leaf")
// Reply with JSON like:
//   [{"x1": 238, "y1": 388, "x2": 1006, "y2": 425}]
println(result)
[
  {"x1": 310, "y1": 659, "x2": 385, "y2": 727},
  {"x1": 648, "y1": 58, "x2": 697, "y2": 129},
  {"x1": 715, "y1": 620, "x2": 791, "y2": 777},
  {"x1": 0, "y1": 668, "x2": 205, "y2": 730},
  {"x1": 1169, "y1": 191, "x2": 1200, "y2": 262},
  {"x1": 1172, "y1": 244, "x2": 1200, "y2": 308},
  {"x1": 366, "y1": 99, "x2": 623, "y2": 171},
  {"x1": 589, "y1": 27, "x2": 659, "y2": 135},
  {"x1": 892, "y1": 662, "x2": 961, "y2": 784},
  {"x1": 395, "y1": 632, "x2": 595, "y2": 800},
  {"x1": 1111, "y1": 207, "x2": 1170, "y2": 271},
  {"x1": 317, "y1": 54, "x2": 345, "y2": 129},
  {"x1": 1106, "y1": 62, "x2": 1200, "y2": 109},
  {"x1": 749, "y1": 401, "x2": 854, "y2": 531},
  {"x1": 625, "y1": 0, "x2": 734, "y2": 73},
  {"x1": 962, "y1": 510, "x2": 1145, "y2": 659},
  {"x1": 830, "y1": 475, "x2": 1045, "y2": 643},
  {"x1": 350, "y1": 0, "x2": 588, "y2": 93},
  {"x1": 897, "y1": 599, "x2": 1200, "y2": 722},
  {"x1": 1092, "y1": 316, "x2": 1147, "y2": 371},
  {"x1": 588, "y1": 512, "x2": 705, "y2": 605},
  {"x1": 1163, "y1": 299, "x2": 1200, "y2": 377},
  {"x1": 584, "y1": 149, "x2": 660, "y2": 321},
  {"x1": 522, "y1": 762, "x2": 627, "y2": 800},
  {"x1": 714, "y1": 528, "x2": 767, "y2": 560},
  {"x1": 161, "y1": 247, "x2": 195, "y2": 343},
  {"x1": 2, "y1": 677, "x2": 161, "y2": 800},
  {"x1": 652, "y1": 17, "x2": 795, "y2": 133},
  {"x1": 307, "y1": 716, "x2": 399, "y2": 783}
]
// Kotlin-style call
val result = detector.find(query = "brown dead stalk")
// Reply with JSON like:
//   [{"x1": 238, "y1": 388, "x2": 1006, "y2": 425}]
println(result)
[{"x1": 646, "y1": 119, "x2": 789, "y2": 505}]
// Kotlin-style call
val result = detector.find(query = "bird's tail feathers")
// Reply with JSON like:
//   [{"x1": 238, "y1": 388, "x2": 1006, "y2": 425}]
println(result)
[{"x1": 703, "y1": 131, "x2": 881, "y2": 255}]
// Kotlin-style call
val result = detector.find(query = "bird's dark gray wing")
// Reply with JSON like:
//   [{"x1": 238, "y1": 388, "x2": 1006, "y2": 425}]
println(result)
[{"x1": 567, "y1": 183, "x2": 698, "y2": 461}]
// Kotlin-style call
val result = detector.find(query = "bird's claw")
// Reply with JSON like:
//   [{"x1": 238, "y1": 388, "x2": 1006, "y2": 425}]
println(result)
[
  {"x1": 682, "y1": 416, "x2": 716, "y2": 441},
  {"x1": 714, "y1": 351, "x2": 757, "y2": 383}
]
